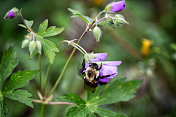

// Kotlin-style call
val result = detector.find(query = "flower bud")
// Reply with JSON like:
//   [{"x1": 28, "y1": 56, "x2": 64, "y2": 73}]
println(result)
[
  {"x1": 93, "y1": 27, "x2": 102, "y2": 42},
  {"x1": 25, "y1": 33, "x2": 33, "y2": 40},
  {"x1": 36, "y1": 41, "x2": 42, "y2": 53},
  {"x1": 4, "y1": 7, "x2": 19, "y2": 19},
  {"x1": 29, "y1": 41, "x2": 36, "y2": 55},
  {"x1": 105, "y1": 0, "x2": 126, "y2": 13},
  {"x1": 114, "y1": 15, "x2": 128, "y2": 26},
  {"x1": 21, "y1": 39, "x2": 29, "y2": 48}
]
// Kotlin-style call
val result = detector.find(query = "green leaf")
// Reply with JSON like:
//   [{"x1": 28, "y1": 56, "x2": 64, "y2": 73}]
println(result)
[
  {"x1": 96, "y1": 78, "x2": 142, "y2": 105},
  {"x1": 24, "y1": 19, "x2": 33, "y2": 28},
  {"x1": 58, "y1": 93, "x2": 86, "y2": 105},
  {"x1": 3, "y1": 70, "x2": 39, "y2": 92},
  {"x1": 0, "y1": 47, "x2": 18, "y2": 90},
  {"x1": 4, "y1": 90, "x2": 33, "y2": 108},
  {"x1": 18, "y1": 24, "x2": 27, "y2": 29},
  {"x1": 38, "y1": 19, "x2": 48, "y2": 35},
  {"x1": 38, "y1": 37, "x2": 59, "y2": 64},
  {"x1": 60, "y1": 79, "x2": 141, "y2": 117},
  {"x1": 0, "y1": 100, "x2": 6, "y2": 117},
  {"x1": 66, "y1": 106, "x2": 87, "y2": 117},
  {"x1": 40, "y1": 26, "x2": 64, "y2": 37},
  {"x1": 68, "y1": 8, "x2": 93, "y2": 24},
  {"x1": 95, "y1": 108, "x2": 127, "y2": 117}
]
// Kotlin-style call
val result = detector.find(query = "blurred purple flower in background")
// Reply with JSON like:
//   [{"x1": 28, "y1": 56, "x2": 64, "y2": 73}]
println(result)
[
  {"x1": 85, "y1": 53, "x2": 122, "y2": 84},
  {"x1": 4, "y1": 7, "x2": 19, "y2": 19},
  {"x1": 8, "y1": 9, "x2": 15, "y2": 18},
  {"x1": 105, "y1": 0, "x2": 126, "y2": 13}
]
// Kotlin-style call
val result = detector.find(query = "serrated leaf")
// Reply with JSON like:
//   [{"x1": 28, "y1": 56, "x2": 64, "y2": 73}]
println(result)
[
  {"x1": 95, "y1": 108, "x2": 127, "y2": 117},
  {"x1": 68, "y1": 8, "x2": 93, "y2": 24},
  {"x1": 87, "y1": 86, "x2": 104, "y2": 101},
  {"x1": 58, "y1": 93, "x2": 86, "y2": 105},
  {"x1": 96, "y1": 78, "x2": 142, "y2": 105},
  {"x1": 0, "y1": 100, "x2": 6, "y2": 117},
  {"x1": 38, "y1": 19, "x2": 48, "y2": 35},
  {"x1": 38, "y1": 37, "x2": 59, "y2": 64},
  {"x1": 4, "y1": 90, "x2": 33, "y2": 108},
  {"x1": 18, "y1": 24, "x2": 27, "y2": 29},
  {"x1": 66, "y1": 106, "x2": 86, "y2": 117},
  {"x1": 3, "y1": 70, "x2": 39, "y2": 92},
  {"x1": 24, "y1": 19, "x2": 33, "y2": 28},
  {"x1": 40, "y1": 26, "x2": 64, "y2": 37},
  {"x1": 0, "y1": 47, "x2": 18, "y2": 90}
]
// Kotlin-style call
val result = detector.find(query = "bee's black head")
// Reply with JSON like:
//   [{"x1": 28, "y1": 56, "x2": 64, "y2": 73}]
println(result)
[{"x1": 89, "y1": 63, "x2": 99, "y2": 70}]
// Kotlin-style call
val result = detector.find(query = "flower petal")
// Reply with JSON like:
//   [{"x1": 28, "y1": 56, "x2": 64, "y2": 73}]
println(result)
[
  {"x1": 84, "y1": 53, "x2": 107, "y2": 69},
  {"x1": 106, "y1": 0, "x2": 126, "y2": 13},
  {"x1": 99, "y1": 65, "x2": 118, "y2": 79},
  {"x1": 101, "y1": 61, "x2": 122, "y2": 66},
  {"x1": 92, "y1": 53, "x2": 107, "y2": 62},
  {"x1": 99, "y1": 78, "x2": 111, "y2": 83}
]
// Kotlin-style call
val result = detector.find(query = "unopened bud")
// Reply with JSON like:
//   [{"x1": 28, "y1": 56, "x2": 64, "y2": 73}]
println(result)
[
  {"x1": 4, "y1": 7, "x2": 19, "y2": 19},
  {"x1": 115, "y1": 14, "x2": 128, "y2": 25},
  {"x1": 29, "y1": 41, "x2": 36, "y2": 55},
  {"x1": 21, "y1": 39, "x2": 29, "y2": 48},
  {"x1": 93, "y1": 27, "x2": 102, "y2": 42},
  {"x1": 105, "y1": 0, "x2": 126, "y2": 13},
  {"x1": 36, "y1": 41, "x2": 42, "y2": 53},
  {"x1": 25, "y1": 33, "x2": 33, "y2": 40}
]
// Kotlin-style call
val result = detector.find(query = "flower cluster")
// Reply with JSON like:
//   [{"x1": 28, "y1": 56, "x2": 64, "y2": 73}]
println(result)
[
  {"x1": 84, "y1": 53, "x2": 122, "y2": 85},
  {"x1": 22, "y1": 33, "x2": 42, "y2": 55}
]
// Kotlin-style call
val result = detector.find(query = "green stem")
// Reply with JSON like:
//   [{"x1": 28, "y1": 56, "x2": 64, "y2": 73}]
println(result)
[
  {"x1": 50, "y1": 20, "x2": 95, "y2": 94},
  {"x1": 44, "y1": 64, "x2": 52, "y2": 95},
  {"x1": 40, "y1": 104, "x2": 47, "y2": 117},
  {"x1": 39, "y1": 53, "x2": 42, "y2": 94}
]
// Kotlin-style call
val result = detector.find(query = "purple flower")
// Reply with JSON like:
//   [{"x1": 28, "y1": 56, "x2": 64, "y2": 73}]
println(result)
[
  {"x1": 8, "y1": 9, "x2": 15, "y2": 19},
  {"x1": 105, "y1": 0, "x2": 126, "y2": 13},
  {"x1": 84, "y1": 53, "x2": 122, "y2": 85},
  {"x1": 4, "y1": 7, "x2": 19, "y2": 19}
]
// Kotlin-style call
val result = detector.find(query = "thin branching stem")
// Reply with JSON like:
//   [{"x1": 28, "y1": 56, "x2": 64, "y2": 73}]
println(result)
[
  {"x1": 19, "y1": 9, "x2": 33, "y2": 33},
  {"x1": 50, "y1": 20, "x2": 96, "y2": 94},
  {"x1": 33, "y1": 99, "x2": 76, "y2": 105}
]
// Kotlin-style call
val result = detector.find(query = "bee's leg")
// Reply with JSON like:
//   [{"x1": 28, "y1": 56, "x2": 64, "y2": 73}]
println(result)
[
  {"x1": 97, "y1": 63, "x2": 102, "y2": 70},
  {"x1": 97, "y1": 81, "x2": 107, "y2": 86},
  {"x1": 80, "y1": 57, "x2": 86, "y2": 74},
  {"x1": 98, "y1": 73, "x2": 115, "y2": 79}
]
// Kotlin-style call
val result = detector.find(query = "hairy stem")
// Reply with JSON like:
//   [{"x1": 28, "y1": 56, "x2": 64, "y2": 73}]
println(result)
[
  {"x1": 19, "y1": 9, "x2": 33, "y2": 33},
  {"x1": 50, "y1": 20, "x2": 95, "y2": 94},
  {"x1": 40, "y1": 104, "x2": 47, "y2": 117},
  {"x1": 33, "y1": 99, "x2": 76, "y2": 105},
  {"x1": 44, "y1": 63, "x2": 52, "y2": 96},
  {"x1": 39, "y1": 53, "x2": 42, "y2": 94}
]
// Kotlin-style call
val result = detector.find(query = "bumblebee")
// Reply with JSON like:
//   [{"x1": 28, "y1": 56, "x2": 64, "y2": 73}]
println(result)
[{"x1": 80, "y1": 59, "x2": 114, "y2": 92}]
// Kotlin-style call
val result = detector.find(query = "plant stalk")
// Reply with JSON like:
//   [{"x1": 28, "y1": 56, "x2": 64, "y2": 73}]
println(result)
[
  {"x1": 40, "y1": 104, "x2": 47, "y2": 117},
  {"x1": 50, "y1": 20, "x2": 95, "y2": 94},
  {"x1": 39, "y1": 53, "x2": 42, "y2": 94},
  {"x1": 44, "y1": 63, "x2": 52, "y2": 96}
]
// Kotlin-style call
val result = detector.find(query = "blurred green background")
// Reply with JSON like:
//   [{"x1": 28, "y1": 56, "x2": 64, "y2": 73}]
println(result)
[{"x1": 0, "y1": 0, "x2": 176, "y2": 117}]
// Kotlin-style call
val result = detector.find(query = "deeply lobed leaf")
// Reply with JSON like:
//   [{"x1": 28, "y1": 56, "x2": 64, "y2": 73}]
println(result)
[
  {"x1": 58, "y1": 93, "x2": 86, "y2": 105},
  {"x1": 4, "y1": 90, "x2": 33, "y2": 108},
  {"x1": 38, "y1": 37, "x2": 59, "y2": 64},
  {"x1": 38, "y1": 19, "x2": 48, "y2": 35},
  {"x1": 0, "y1": 47, "x2": 18, "y2": 90},
  {"x1": 96, "y1": 78, "x2": 142, "y2": 105},
  {"x1": 3, "y1": 70, "x2": 39, "y2": 92}
]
